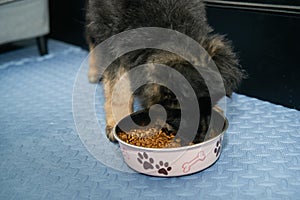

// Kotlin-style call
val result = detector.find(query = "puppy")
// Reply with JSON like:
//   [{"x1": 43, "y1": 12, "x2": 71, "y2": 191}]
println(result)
[{"x1": 85, "y1": 0, "x2": 245, "y2": 143}]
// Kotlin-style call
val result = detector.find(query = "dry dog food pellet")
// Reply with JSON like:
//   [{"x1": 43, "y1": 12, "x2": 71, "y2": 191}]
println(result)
[{"x1": 118, "y1": 127, "x2": 194, "y2": 148}]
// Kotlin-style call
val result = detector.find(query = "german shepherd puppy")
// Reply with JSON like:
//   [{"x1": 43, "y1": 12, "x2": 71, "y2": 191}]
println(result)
[{"x1": 85, "y1": 0, "x2": 244, "y2": 143}]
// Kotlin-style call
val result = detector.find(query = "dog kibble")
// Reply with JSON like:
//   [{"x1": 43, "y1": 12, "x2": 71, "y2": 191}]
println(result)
[{"x1": 118, "y1": 127, "x2": 194, "y2": 148}]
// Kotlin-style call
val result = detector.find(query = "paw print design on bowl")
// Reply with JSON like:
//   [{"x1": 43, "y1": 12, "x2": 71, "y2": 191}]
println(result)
[
  {"x1": 137, "y1": 152, "x2": 154, "y2": 170},
  {"x1": 155, "y1": 161, "x2": 172, "y2": 175},
  {"x1": 214, "y1": 137, "x2": 222, "y2": 157},
  {"x1": 137, "y1": 152, "x2": 173, "y2": 175}
]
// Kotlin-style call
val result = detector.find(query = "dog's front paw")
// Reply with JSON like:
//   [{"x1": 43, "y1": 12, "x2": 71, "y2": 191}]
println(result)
[
  {"x1": 88, "y1": 70, "x2": 101, "y2": 83},
  {"x1": 106, "y1": 125, "x2": 116, "y2": 142}
]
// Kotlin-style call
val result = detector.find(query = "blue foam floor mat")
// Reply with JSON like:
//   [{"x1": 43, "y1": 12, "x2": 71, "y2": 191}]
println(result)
[{"x1": 0, "y1": 40, "x2": 299, "y2": 200}]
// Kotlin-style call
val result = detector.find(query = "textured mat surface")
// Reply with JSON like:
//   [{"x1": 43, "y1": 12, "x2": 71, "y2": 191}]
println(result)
[{"x1": 0, "y1": 40, "x2": 300, "y2": 200}]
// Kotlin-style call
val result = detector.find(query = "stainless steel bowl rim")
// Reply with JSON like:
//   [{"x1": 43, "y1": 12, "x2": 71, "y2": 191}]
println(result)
[{"x1": 113, "y1": 111, "x2": 229, "y2": 152}]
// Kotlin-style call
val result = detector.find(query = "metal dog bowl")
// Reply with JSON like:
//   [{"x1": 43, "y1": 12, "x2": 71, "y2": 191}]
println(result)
[{"x1": 113, "y1": 108, "x2": 228, "y2": 177}]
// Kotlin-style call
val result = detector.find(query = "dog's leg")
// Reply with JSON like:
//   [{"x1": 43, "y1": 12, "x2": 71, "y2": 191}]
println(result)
[
  {"x1": 88, "y1": 44, "x2": 102, "y2": 83},
  {"x1": 103, "y1": 79, "x2": 117, "y2": 141},
  {"x1": 103, "y1": 64, "x2": 134, "y2": 142}
]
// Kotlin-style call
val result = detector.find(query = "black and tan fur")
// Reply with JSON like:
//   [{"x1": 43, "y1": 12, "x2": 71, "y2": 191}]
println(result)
[{"x1": 85, "y1": 0, "x2": 245, "y2": 143}]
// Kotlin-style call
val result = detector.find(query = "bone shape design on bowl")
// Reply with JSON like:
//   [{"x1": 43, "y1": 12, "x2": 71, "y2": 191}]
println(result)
[{"x1": 182, "y1": 151, "x2": 206, "y2": 173}]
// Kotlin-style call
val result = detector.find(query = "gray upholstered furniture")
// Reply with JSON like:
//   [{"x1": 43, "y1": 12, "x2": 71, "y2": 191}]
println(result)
[{"x1": 0, "y1": 0, "x2": 50, "y2": 55}]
